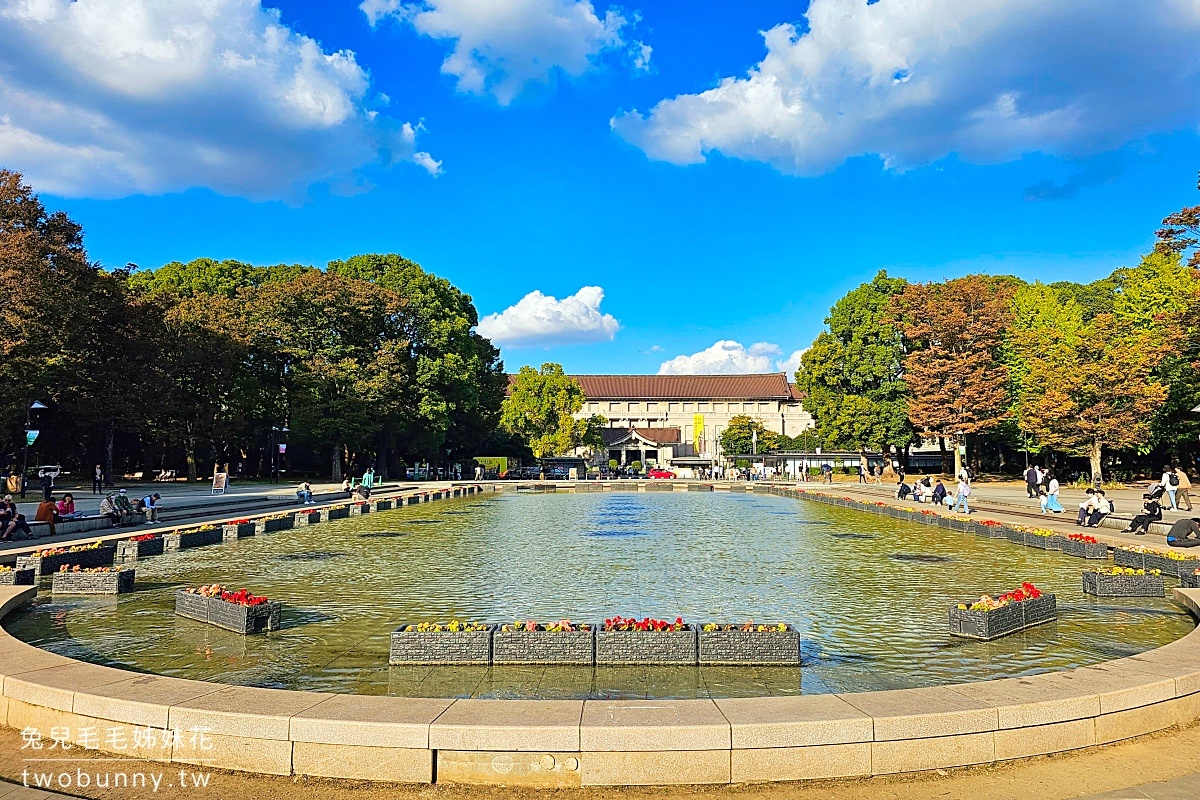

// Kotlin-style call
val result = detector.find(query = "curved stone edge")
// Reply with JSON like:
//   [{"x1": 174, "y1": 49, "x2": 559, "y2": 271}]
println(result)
[{"x1": 1, "y1": 487, "x2": 1199, "y2": 788}]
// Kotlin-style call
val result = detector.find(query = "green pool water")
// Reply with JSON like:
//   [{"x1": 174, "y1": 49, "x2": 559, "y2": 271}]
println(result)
[{"x1": 4, "y1": 490, "x2": 1193, "y2": 698}]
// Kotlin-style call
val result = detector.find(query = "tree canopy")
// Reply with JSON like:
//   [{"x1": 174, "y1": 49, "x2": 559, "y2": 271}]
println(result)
[{"x1": 501, "y1": 364, "x2": 606, "y2": 458}]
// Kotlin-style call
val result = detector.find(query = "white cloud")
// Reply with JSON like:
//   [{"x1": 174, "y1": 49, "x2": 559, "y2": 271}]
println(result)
[
  {"x1": 412, "y1": 151, "x2": 443, "y2": 176},
  {"x1": 364, "y1": 0, "x2": 629, "y2": 105},
  {"x1": 632, "y1": 41, "x2": 652, "y2": 72},
  {"x1": 612, "y1": 0, "x2": 1200, "y2": 174},
  {"x1": 478, "y1": 286, "x2": 620, "y2": 347},
  {"x1": 659, "y1": 340, "x2": 788, "y2": 375},
  {"x1": 776, "y1": 348, "x2": 806, "y2": 376},
  {"x1": 0, "y1": 0, "x2": 436, "y2": 199}
]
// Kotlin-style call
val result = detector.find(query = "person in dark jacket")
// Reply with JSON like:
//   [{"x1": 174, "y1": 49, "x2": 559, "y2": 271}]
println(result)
[
  {"x1": 931, "y1": 480, "x2": 948, "y2": 506},
  {"x1": 1122, "y1": 494, "x2": 1162, "y2": 535},
  {"x1": 1167, "y1": 517, "x2": 1200, "y2": 547}
]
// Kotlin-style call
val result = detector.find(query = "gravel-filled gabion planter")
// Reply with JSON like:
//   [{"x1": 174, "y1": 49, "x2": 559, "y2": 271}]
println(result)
[
  {"x1": 51, "y1": 567, "x2": 135, "y2": 595},
  {"x1": 348, "y1": 502, "x2": 369, "y2": 517},
  {"x1": 1113, "y1": 548, "x2": 1148, "y2": 571},
  {"x1": 255, "y1": 516, "x2": 294, "y2": 534},
  {"x1": 174, "y1": 588, "x2": 281, "y2": 634},
  {"x1": 222, "y1": 522, "x2": 256, "y2": 540},
  {"x1": 292, "y1": 510, "x2": 321, "y2": 527},
  {"x1": 1022, "y1": 532, "x2": 1063, "y2": 550},
  {"x1": 17, "y1": 545, "x2": 117, "y2": 577},
  {"x1": 1182, "y1": 571, "x2": 1200, "y2": 589},
  {"x1": 0, "y1": 567, "x2": 36, "y2": 585},
  {"x1": 320, "y1": 506, "x2": 350, "y2": 522},
  {"x1": 1004, "y1": 528, "x2": 1025, "y2": 545},
  {"x1": 596, "y1": 619, "x2": 697, "y2": 665},
  {"x1": 492, "y1": 624, "x2": 594, "y2": 664},
  {"x1": 374, "y1": 499, "x2": 394, "y2": 511},
  {"x1": 698, "y1": 624, "x2": 801, "y2": 665},
  {"x1": 116, "y1": 536, "x2": 164, "y2": 561},
  {"x1": 1147, "y1": 552, "x2": 1200, "y2": 579},
  {"x1": 389, "y1": 623, "x2": 493, "y2": 665},
  {"x1": 1082, "y1": 569, "x2": 1165, "y2": 597},
  {"x1": 948, "y1": 585, "x2": 1056, "y2": 641},
  {"x1": 1061, "y1": 536, "x2": 1109, "y2": 560},
  {"x1": 164, "y1": 527, "x2": 223, "y2": 551}
]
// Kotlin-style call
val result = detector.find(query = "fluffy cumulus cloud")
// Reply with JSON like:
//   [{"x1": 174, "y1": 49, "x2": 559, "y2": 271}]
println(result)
[
  {"x1": 363, "y1": 0, "x2": 642, "y2": 105},
  {"x1": 658, "y1": 340, "x2": 801, "y2": 375},
  {"x1": 477, "y1": 286, "x2": 620, "y2": 347},
  {"x1": 612, "y1": 0, "x2": 1200, "y2": 174},
  {"x1": 0, "y1": 0, "x2": 436, "y2": 199}
]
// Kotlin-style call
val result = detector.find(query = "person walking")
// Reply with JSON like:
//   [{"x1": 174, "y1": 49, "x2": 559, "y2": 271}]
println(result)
[
  {"x1": 1044, "y1": 472, "x2": 1064, "y2": 514},
  {"x1": 1163, "y1": 464, "x2": 1180, "y2": 511},
  {"x1": 952, "y1": 476, "x2": 971, "y2": 514},
  {"x1": 1175, "y1": 466, "x2": 1193, "y2": 512},
  {"x1": 92, "y1": 464, "x2": 103, "y2": 495},
  {"x1": 1024, "y1": 465, "x2": 1040, "y2": 499},
  {"x1": 858, "y1": 465, "x2": 867, "y2": 484}
]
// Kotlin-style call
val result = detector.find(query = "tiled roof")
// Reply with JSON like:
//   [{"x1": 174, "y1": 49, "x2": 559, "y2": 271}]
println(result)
[
  {"x1": 572, "y1": 373, "x2": 798, "y2": 400},
  {"x1": 601, "y1": 427, "x2": 682, "y2": 446}
]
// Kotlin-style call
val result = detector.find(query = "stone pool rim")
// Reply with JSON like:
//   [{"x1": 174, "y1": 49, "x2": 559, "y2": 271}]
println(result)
[{"x1": 1, "y1": 484, "x2": 1200, "y2": 787}]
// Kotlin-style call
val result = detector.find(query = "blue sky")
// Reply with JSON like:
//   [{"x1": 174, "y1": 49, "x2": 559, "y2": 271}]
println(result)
[{"x1": 5, "y1": 0, "x2": 1200, "y2": 376}]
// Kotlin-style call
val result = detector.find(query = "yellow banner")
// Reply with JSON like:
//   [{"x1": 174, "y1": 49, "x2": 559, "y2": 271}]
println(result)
[{"x1": 693, "y1": 413, "x2": 705, "y2": 452}]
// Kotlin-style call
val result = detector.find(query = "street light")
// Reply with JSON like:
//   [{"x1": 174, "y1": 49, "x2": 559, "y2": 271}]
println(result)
[
  {"x1": 270, "y1": 425, "x2": 289, "y2": 484},
  {"x1": 21, "y1": 401, "x2": 47, "y2": 499}
]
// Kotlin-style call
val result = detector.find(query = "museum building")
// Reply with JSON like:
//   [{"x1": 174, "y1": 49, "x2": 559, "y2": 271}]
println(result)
[{"x1": 569, "y1": 373, "x2": 813, "y2": 467}]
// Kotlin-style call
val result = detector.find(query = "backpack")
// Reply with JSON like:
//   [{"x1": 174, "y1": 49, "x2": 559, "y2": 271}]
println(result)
[{"x1": 1170, "y1": 473, "x2": 1180, "y2": 486}]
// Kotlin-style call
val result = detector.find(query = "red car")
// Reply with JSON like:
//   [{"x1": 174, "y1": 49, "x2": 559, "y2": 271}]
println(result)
[{"x1": 647, "y1": 468, "x2": 676, "y2": 479}]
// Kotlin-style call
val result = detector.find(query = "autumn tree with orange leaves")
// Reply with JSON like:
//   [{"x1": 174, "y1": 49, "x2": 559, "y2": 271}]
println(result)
[{"x1": 890, "y1": 275, "x2": 1017, "y2": 476}]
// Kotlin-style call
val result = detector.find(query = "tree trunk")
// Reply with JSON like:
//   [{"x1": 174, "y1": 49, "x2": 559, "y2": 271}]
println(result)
[
  {"x1": 185, "y1": 435, "x2": 198, "y2": 482},
  {"x1": 938, "y1": 437, "x2": 949, "y2": 476},
  {"x1": 858, "y1": 448, "x2": 870, "y2": 477},
  {"x1": 331, "y1": 444, "x2": 342, "y2": 481},
  {"x1": 952, "y1": 435, "x2": 964, "y2": 479},
  {"x1": 104, "y1": 421, "x2": 115, "y2": 487},
  {"x1": 1089, "y1": 441, "x2": 1103, "y2": 486}
]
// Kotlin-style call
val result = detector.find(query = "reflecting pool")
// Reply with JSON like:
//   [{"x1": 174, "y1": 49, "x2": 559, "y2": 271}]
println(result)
[{"x1": 5, "y1": 490, "x2": 1193, "y2": 698}]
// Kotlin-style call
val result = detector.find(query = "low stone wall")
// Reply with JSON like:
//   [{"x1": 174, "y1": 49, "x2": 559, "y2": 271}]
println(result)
[{"x1": 1, "y1": 584, "x2": 1199, "y2": 787}]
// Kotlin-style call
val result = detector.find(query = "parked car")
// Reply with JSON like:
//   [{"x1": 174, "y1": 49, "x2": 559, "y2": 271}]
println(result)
[
  {"x1": 647, "y1": 468, "x2": 676, "y2": 479},
  {"x1": 503, "y1": 466, "x2": 543, "y2": 480}
]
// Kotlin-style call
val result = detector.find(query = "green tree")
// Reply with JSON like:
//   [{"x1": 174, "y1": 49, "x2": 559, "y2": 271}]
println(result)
[
  {"x1": 797, "y1": 270, "x2": 911, "y2": 472},
  {"x1": 501, "y1": 364, "x2": 605, "y2": 458},
  {"x1": 1018, "y1": 313, "x2": 1167, "y2": 482},
  {"x1": 718, "y1": 415, "x2": 778, "y2": 457}
]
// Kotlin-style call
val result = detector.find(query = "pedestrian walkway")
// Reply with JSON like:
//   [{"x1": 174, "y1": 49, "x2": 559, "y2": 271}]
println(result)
[{"x1": 1080, "y1": 772, "x2": 1200, "y2": 799}]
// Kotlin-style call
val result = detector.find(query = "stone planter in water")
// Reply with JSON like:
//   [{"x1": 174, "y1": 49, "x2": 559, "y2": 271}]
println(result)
[
  {"x1": 0, "y1": 567, "x2": 36, "y2": 585},
  {"x1": 1023, "y1": 532, "x2": 1062, "y2": 550},
  {"x1": 698, "y1": 624, "x2": 801, "y2": 665},
  {"x1": 1181, "y1": 571, "x2": 1200, "y2": 589},
  {"x1": 164, "y1": 527, "x2": 223, "y2": 551},
  {"x1": 1082, "y1": 571, "x2": 1164, "y2": 597},
  {"x1": 320, "y1": 506, "x2": 351, "y2": 522},
  {"x1": 948, "y1": 594, "x2": 1057, "y2": 641},
  {"x1": 116, "y1": 537, "x2": 164, "y2": 561},
  {"x1": 1004, "y1": 528, "x2": 1025, "y2": 545},
  {"x1": 1113, "y1": 549, "x2": 1148, "y2": 571},
  {"x1": 51, "y1": 567, "x2": 135, "y2": 595},
  {"x1": 254, "y1": 517, "x2": 293, "y2": 534},
  {"x1": 1060, "y1": 538, "x2": 1109, "y2": 560},
  {"x1": 492, "y1": 627, "x2": 594, "y2": 664},
  {"x1": 1146, "y1": 552, "x2": 1200, "y2": 579},
  {"x1": 389, "y1": 625, "x2": 494, "y2": 665},
  {"x1": 375, "y1": 499, "x2": 394, "y2": 511},
  {"x1": 293, "y1": 511, "x2": 321, "y2": 527},
  {"x1": 595, "y1": 626, "x2": 698, "y2": 665},
  {"x1": 17, "y1": 546, "x2": 116, "y2": 577},
  {"x1": 174, "y1": 590, "x2": 281, "y2": 634},
  {"x1": 222, "y1": 522, "x2": 256, "y2": 541}
]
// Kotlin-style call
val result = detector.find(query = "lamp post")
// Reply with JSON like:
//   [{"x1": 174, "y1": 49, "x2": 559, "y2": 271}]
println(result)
[
  {"x1": 270, "y1": 426, "x2": 289, "y2": 484},
  {"x1": 21, "y1": 401, "x2": 47, "y2": 499}
]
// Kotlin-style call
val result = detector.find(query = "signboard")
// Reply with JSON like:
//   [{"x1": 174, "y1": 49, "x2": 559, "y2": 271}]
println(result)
[
  {"x1": 211, "y1": 472, "x2": 228, "y2": 495},
  {"x1": 278, "y1": 443, "x2": 287, "y2": 454},
  {"x1": 25, "y1": 429, "x2": 39, "y2": 446},
  {"x1": 693, "y1": 413, "x2": 704, "y2": 452}
]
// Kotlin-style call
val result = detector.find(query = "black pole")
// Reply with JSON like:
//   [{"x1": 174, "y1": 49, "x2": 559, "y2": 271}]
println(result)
[
  {"x1": 19, "y1": 404, "x2": 29, "y2": 499},
  {"x1": 270, "y1": 428, "x2": 277, "y2": 484}
]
